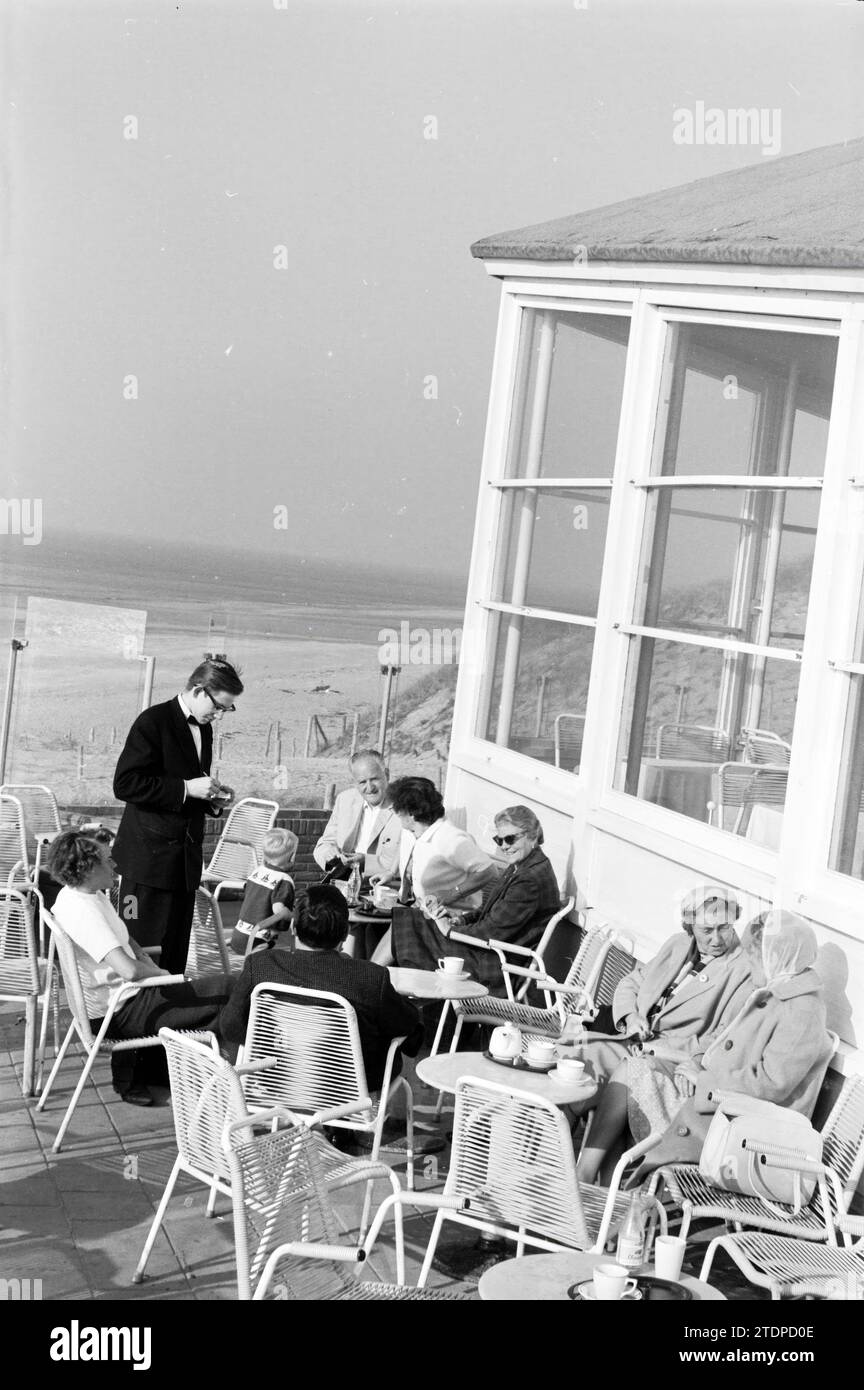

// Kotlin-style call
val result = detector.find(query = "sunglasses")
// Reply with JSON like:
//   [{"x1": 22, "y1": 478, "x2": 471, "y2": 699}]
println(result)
[{"x1": 493, "y1": 832, "x2": 526, "y2": 847}]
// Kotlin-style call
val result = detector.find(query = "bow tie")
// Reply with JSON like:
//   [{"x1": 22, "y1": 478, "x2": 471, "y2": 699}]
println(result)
[{"x1": 187, "y1": 715, "x2": 203, "y2": 728}]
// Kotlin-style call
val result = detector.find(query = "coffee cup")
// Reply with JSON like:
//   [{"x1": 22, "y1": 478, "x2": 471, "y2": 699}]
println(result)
[
  {"x1": 437, "y1": 956, "x2": 464, "y2": 976},
  {"x1": 524, "y1": 1037, "x2": 556, "y2": 1065},
  {"x1": 553, "y1": 1057, "x2": 585, "y2": 1083},
  {"x1": 592, "y1": 1263, "x2": 638, "y2": 1301},
  {"x1": 372, "y1": 884, "x2": 398, "y2": 910},
  {"x1": 653, "y1": 1235, "x2": 686, "y2": 1282}
]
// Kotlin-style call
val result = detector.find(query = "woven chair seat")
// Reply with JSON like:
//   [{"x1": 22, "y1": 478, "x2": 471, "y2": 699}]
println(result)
[
  {"x1": 658, "y1": 1164, "x2": 828, "y2": 1239},
  {"x1": 452, "y1": 996, "x2": 560, "y2": 1036},
  {"x1": 725, "y1": 1231, "x2": 863, "y2": 1282},
  {"x1": 337, "y1": 1284, "x2": 469, "y2": 1301}
]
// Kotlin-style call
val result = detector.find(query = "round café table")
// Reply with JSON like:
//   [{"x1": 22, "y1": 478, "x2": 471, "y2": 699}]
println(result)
[
  {"x1": 389, "y1": 969, "x2": 489, "y2": 1058},
  {"x1": 415, "y1": 1050, "x2": 598, "y2": 1107},
  {"x1": 478, "y1": 1250, "x2": 726, "y2": 1301}
]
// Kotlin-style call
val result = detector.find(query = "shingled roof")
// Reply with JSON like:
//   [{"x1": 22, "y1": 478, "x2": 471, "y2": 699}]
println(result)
[{"x1": 471, "y1": 138, "x2": 864, "y2": 269}]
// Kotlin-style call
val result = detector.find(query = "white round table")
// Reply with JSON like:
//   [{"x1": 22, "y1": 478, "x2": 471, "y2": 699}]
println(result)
[
  {"x1": 478, "y1": 1250, "x2": 726, "y2": 1301},
  {"x1": 388, "y1": 967, "x2": 489, "y2": 1003},
  {"x1": 415, "y1": 1050, "x2": 598, "y2": 1106}
]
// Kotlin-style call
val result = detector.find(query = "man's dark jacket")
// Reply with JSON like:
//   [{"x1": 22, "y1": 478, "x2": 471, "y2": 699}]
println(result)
[{"x1": 112, "y1": 697, "x2": 222, "y2": 892}]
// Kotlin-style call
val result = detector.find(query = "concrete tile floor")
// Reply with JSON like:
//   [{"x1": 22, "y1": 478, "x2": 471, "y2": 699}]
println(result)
[{"x1": 0, "y1": 1000, "x2": 785, "y2": 1302}]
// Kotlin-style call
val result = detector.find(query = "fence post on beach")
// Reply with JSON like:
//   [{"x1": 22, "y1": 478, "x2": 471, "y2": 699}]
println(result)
[
  {"x1": 274, "y1": 734, "x2": 282, "y2": 766},
  {"x1": 110, "y1": 726, "x2": 116, "y2": 745},
  {"x1": 265, "y1": 722, "x2": 273, "y2": 758},
  {"x1": 77, "y1": 745, "x2": 84, "y2": 780},
  {"x1": 291, "y1": 737, "x2": 297, "y2": 758},
  {"x1": 350, "y1": 712, "x2": 359, "y2": 756},
  {"x1": 323, "y1": 782, "x2": 335, "y2": 811},
  {"x1": 535, "y1": 676, "x2": 548, "y2": 738},
  {"x1": 304, "y1": 715, "x2": 314, "y2": 759}
]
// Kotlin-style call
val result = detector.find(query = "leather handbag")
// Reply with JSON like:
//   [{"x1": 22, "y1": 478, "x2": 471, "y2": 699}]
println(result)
[{"x1": 699, "y1": 1091, "x2": 822, "y2": 1214}]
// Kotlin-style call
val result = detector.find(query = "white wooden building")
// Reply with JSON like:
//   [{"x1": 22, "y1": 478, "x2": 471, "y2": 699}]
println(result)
[{"x1": 445, "y1": 138, "x2": 864, "y2": 1069}]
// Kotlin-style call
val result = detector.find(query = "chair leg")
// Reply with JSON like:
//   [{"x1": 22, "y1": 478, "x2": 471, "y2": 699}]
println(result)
[
  {"x1": 699, "y1": 1235, "x2": 724, "y2": 1283},
  {"x1": 447, "y1": 1013, "x2": 464, "y2": 1055},
  {"x1": 417, "y1": 1208, "x2": 447, "y2": 1289},
  {"x1": 133, "y1": 1154, "x2": 183, "y2": 1284},
  {"x1": 52, "y1": 1042, "x2": 104, "y2": 1152},
  {"x1": 205, "y1": 1177, "x2": 219, "y2": 1218},
  {"x1": 429, "y1": 1001, "x2": 450, "y2": 1058},
  {"x1": 35, "y1": 981, "x2": 53, "y2": 1092},
  {"x1": 35, "y1": 1022, "x2": 76, "y2": 1112},
  {"x1": 20, "y1": 995, "x2": 36, "y2": 1097}
]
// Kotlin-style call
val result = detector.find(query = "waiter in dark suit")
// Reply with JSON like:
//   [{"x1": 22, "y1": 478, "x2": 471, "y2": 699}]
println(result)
[{"x1": 112, "y1": 656, "x2": 244, "y2": 974}]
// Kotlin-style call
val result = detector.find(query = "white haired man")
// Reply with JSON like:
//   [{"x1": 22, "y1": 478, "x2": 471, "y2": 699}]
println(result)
[{"x1": 313, "y1": 749, "x2": 402, "y2": 883}]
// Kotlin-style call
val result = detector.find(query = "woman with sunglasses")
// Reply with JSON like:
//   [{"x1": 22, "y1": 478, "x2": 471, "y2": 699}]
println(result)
[{"x1": 379, "y1": 799, "x2": 560, "y2": 996}]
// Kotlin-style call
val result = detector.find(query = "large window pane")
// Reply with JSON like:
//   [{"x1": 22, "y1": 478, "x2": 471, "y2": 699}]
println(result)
[
  {"x1": 505, "y1": 309, "x2": 630, "y2": 480},
  {"x1": 654, "y1": 324, "x2": 837, "y2": 479},
  {"x1": 616, "y1": 636, "x2": 798, "y2": 848},
  {"x1": 491, "y1": 487, "x2": 610, "y2": 616},
  {"x1": 638, "y1": 487, "x2": 819, "y2": 651},
  {"x1": 479, "y1": 615, "x2": 594, "y2": 773}
]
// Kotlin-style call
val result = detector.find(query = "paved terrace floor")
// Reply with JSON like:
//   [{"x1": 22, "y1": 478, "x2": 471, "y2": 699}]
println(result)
[{"x1": 0, "y1": 1002, "x2": 769, "y2": 1302}]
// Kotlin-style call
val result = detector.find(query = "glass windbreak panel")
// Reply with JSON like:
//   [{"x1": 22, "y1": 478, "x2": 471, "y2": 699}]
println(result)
[
  {"x1": 505, "y1": 309, "x2": 630, "y2": 481},
  {"x1": 616, "y1": 636, "x2": 799, "y2": 848},
  {"x1": 831, "y1": 674, "x2": 864, "y2": 879},
  {"x1": 478, "y1": 615, "x2": 594, "y2": 773},
  {"x1": 4, "y1": 598, "x2": 148, "y2": 805},
  {"x1": 655, "y1": 323, "x2": 837, "y2": 479},
  {"x1": 637, "y1": 487, "x2": 819, "y2": 651},
  {"x1": 491, "y1": 487, "x2": 610, "y2": 617}
]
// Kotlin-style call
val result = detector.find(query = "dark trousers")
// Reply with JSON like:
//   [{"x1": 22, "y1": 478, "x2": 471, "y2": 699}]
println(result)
[
  {"x1": 119, "y1": 878, "x2": 196, "y2": 976},
  {"x1": 104, "y1": 972, "x2": 234, "y2": 1092}
]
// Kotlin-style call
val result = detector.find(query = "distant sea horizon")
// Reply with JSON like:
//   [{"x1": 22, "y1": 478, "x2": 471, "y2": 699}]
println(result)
[{"x1": 0, "y1": 530, "x2": 470, "y2": 648}]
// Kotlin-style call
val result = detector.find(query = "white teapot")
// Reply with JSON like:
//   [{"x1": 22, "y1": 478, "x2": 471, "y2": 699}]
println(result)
[{"x1": 489, "y1": 1022, "x2": 523, "y2": 1060}]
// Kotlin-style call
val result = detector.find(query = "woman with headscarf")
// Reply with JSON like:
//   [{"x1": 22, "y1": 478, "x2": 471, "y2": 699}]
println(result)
[{"x1": 627, "y1": 909, "x2": 834, "y2": 1178}]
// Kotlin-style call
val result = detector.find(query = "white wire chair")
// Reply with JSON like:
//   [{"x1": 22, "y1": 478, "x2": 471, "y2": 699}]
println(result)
[
  {"x1": 553, "y1": 714, "x2": 585, "y2": 771},
  {"x1": 223, "y1": 1109, "x2": 469, "y2": 1299},
  {"x1": 446, "y1": 924, "x2": 636, "y2": 1050},
  {"x1": 655, "y1": 724, "x2": 731, "y2": 763},
  {"x1": 185, "y1": 886, "x2": 232, "y2": 977},
  {"x1": 0, "y1": 784, "x2": 62, "y2": 881},
  {"x1": 647, "y1": 1072, "x2": 864, "y2": 1248},
  {"x1": 708, "y1": 762, "x2": 788, "y2": 836},
  {"x1": 739, "y1": 727, "x2": 792, "y2": 767},
  {"x1": 201, "y1": 797, "x2": 279, "y2": 895},
  {"x1": 0, "y1": 887, "x2": 54, "y2": 1095},
  {"x1": 238, "y1": 982, "x2": 415, "y2": 1238},
  {"x1": 417, "y1": 1075, "x2": 663, "y2": 1285},
  {"x1": 0, "y1": 793, "x2": 33, "y2": 891},
  {"x1": 34, "y1": 908, "x2": 195, "y2": 1151},
  {"x1": 699, "y1": 1213, "x2": 864, "y2": 1300}
]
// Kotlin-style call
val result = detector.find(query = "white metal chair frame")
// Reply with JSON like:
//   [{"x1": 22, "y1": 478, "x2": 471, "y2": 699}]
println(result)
[
  {"x1": 709, "y1": 761, "x2": 788, "y2": 835},
  {"x1": 223, "y1": 1108, "x2": 467, "y2": 1299},
  {"x1": 427, "y1": 896, "x2": 579, "y2": 1058},
  {"x1": 185, "y1": 885, "x2": 233, "y2": 977},
  {"x1": 553, "y1": 714, "x2": 585, "y2": 771},
  {"x1": 655, "y1": 723, "x2": 731, "y2": 763},
  {"x1": 201, "y1": 797, "x2": 280, "y2": 896},
  {"x1": 445, "y1": 922, "x2": 636, "y2": 1052},
  {"x1": 0, "y1": 792, "x2": 34, "y2": 891},
  {"x1": 417, "y1": 1075, "x2": 664, "y2": 1286},
  {"x1": 35, "y1": 908, "x2": 200, "y2": 1151},
  {"x1": 238, "y1": 982, "x2": 415, "y2": 1238},
  {"x1": 699, "y1": 1213, "x2": 864, "y2": 1300},
  {"x1": 0, "y1": 783, "x2": 62, "y2": 882},
  {"x1": 647, "y1": 1072, "x2": 864, "y2": 1249},
  {"x1": 739, "y1": 727, "x2": 792, "y2": 767},
  {"x1": 0, "y1": 886, "x2": 55, "y2": 1096}
]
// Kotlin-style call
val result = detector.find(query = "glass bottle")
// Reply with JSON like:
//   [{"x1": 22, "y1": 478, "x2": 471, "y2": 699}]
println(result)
[
  {"x1": 347, "y1": 861, "x2": 362, "y2": 906},
  {"x1": 615, "y1": 1192, "x2": 647, "y2": 1269}
]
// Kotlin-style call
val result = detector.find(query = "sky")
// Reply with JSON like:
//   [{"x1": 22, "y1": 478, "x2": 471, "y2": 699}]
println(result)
[{"x1": 2, "y1": 0, "x2": 863, "y2": 582}]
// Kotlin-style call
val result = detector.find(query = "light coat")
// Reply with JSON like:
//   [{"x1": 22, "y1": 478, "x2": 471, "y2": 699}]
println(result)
[
  {"x1": 613, "y1": 932, "x2": 753, "y2": 1056},
  {"x1": 312, "y1": 787, "x2": 403, "y2": 879}
]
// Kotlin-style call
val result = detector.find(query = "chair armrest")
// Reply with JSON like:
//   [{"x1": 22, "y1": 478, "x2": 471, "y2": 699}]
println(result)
[
  {"x1": 141, "y1": 946, "x2": 162, "y2": 959},
  {"x1": 362, "y1": 1191, "x2": 471, "y2": 1255},
  {"x1": 592, "y1": 1133, "x2": 664, "y2": 1253},
  {"x1": 742, "y1": 1140, "x2": 828, "y2": 1178},
  {"x1": 234, "y1": 1056, "x2": 280, "y2": 1076},
  {"x1": 447, "y1": 929, "x2": 493, "y2": 952},
  {"x1": 35, "y1": 831, "x2": 60, "y2": 845},
  {"x1": 838, "y1": 1213, "x2": 864, "y2": 1241},
  {"x1": 310, "y1": 1099, "x2": 376, "y2": 1126},
  {"x1": 255, "y1": 1242, "x2": 364, "y2": 1298}
]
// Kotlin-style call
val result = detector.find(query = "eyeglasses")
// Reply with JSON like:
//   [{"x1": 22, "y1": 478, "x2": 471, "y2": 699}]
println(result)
[
  {"x1": 493, "y1": 832, "x2": 526, "y2": 848},
  {"x1": 205, "y1": 690, "x2": 236, "y2": 716}
]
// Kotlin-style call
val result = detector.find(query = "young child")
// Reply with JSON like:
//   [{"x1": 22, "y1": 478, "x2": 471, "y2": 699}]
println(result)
[{"x1": 230, "y1": 827, "x2": 298, "y2": 957}]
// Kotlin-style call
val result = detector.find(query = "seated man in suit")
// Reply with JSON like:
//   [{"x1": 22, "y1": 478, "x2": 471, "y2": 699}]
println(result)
[
  {"x1": 219, "y1": 884, "x2": 423, "y2": 1096},
  {"x1": 313, "y1": 749, "x2": 402, "y2": 884}
]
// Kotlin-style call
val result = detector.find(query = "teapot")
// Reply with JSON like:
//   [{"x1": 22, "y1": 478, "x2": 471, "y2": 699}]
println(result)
[{"x1": 489, "y1": 1022, "x2": 523, "y2": 1060}]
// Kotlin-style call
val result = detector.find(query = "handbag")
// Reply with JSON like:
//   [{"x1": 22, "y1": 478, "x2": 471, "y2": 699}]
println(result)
[{"x1": 699, "y1": 1091, "x2": 822, "y2": 1215}]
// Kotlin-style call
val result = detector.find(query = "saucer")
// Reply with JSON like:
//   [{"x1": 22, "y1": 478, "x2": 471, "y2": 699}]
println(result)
[
  {"x1": 571, "y1": 1280, "x2": 641, "y2": 1302},
  {"x1": 436, "y1": 969, "x2": 469, "y2": 981}
]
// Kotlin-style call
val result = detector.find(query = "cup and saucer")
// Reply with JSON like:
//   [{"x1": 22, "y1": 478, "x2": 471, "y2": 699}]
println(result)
[{"x1": 436, "y1": 957, "x2": 469, "y2": 981}]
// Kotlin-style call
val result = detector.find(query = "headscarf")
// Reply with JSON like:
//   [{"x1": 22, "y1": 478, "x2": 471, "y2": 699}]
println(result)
[
  {"x1": 700, "y1": 909, "x2": 819, "y2": 1067},
  {"x1": 743, "y1": 908, "x2": 819, "y2": 989}
]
